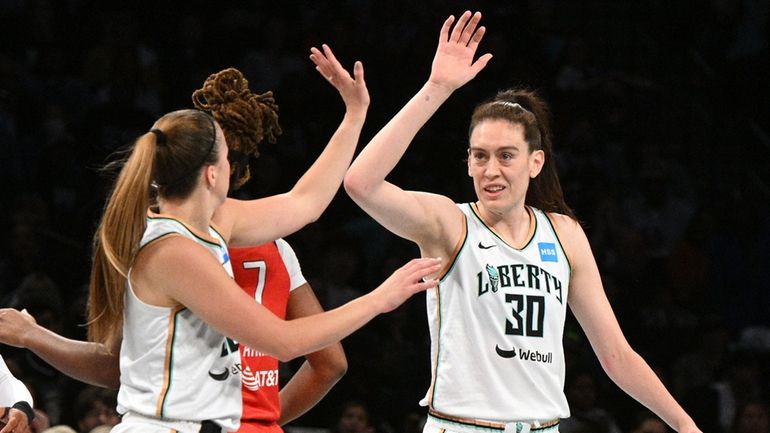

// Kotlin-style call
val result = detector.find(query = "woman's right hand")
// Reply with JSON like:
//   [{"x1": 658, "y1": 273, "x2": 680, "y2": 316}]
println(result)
[
  {"x1": 428, "y1": 11, "x2": 493, "y2": 92},
  {"x1": 371, "y1": 258, "x2": 442, "y2": 313},
  {"x1": 310, "y1": 44, "x2": 369, "y2": 118}
]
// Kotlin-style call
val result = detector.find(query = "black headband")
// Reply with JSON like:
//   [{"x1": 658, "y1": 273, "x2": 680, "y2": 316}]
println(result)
[{"x1": 150, "y1": 128, "x2": 166, "y2": 145}]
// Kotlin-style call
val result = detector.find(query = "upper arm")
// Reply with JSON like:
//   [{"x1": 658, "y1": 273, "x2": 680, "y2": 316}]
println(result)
[
  {"x1": 134, "y1": 237, "x2": 294, "y2": 357},
  {"x1": 344, "y1": 177, "x2": 463, "y2": 252},
  {"x1": 553, "y1": 215, "x2": 631, "y2": 359},
  {"x1": 213, "y1": 195, "x2": 320, "y2": 248}
]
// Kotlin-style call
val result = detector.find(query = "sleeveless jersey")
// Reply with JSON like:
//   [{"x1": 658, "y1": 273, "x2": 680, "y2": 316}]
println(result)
[
  {"x1": 229, "y1": 239, "x2": 306, "y2": 433},
  {"x1": 0, "y1": 354, "x2": 33, "y2": 406},
  {"x1": 421, "y1": 203, "x2": 571, "y2": 422},
  {"x1": 117, "y1": 214, "x2": 242, "y2": 432}
]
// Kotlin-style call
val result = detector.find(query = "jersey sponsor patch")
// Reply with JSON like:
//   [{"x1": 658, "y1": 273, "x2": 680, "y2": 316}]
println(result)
[{"x1": 538, "y1": 242, "x2": 558, "y2": 262}]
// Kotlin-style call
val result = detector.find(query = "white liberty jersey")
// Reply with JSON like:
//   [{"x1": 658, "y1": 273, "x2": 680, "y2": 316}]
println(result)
[
  {"x1": 421, "y1": 203, "x2": 571, "y2": 423},
  {"x1": 117, "y1": 213, "x2": 241, "y2": 432}
]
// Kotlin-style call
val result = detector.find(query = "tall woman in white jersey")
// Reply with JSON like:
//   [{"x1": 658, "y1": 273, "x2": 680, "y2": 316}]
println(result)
[
  {"x1": 84, "y1": 45, "x2": 441, "y2": 433},
  {"x1": 344, "y1": 10, "x2": 701, "y2": 433}
]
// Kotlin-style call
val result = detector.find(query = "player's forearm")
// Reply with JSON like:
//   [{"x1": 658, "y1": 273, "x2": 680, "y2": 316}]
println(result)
[
  {"x1": 22, "y1": 325, "x2": 120, "y2": 388},
  {"x1": 278, "y1": 357, "x2": 346, "y2": 425},
  {"x1": 345, "y1": 81, "x2": 452, "y2": 196},
  {"x1": 601, "y1": 348, "x2": 699, "y2": 432},
  {"x1": 289, "y1": 112, "x2": 366, "y2": 220}
]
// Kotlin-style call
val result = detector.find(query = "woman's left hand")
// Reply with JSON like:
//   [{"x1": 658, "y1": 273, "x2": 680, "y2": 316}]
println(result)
[{"x1": 309, "y1": 44, "x2": 370, "y2": 117}]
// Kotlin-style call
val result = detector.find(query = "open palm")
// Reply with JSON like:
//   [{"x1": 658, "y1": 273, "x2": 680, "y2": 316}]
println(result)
[{"x1": 429, "y1": 11, "x2": 493, "y2": 91}]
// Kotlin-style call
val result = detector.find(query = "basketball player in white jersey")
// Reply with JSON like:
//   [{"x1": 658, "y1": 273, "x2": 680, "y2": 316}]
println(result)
[
  {"x1": 344, "y1": 11, "x2": 702, "y2": 433},
  {"x1": 1, "y1": 354, "x2": 35, "y2": 433},
  {"x1": 0, "y1": 44, "x2": 442, "y2": 433}
]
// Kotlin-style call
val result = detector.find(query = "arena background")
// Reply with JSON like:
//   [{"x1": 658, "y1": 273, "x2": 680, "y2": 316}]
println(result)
[{"x1": 1, "y1": 1, "x2": 768, "y2": 432}]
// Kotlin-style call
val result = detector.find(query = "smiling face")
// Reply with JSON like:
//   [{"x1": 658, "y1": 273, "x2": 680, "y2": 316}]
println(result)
[{"x1": 468, "y1": 119, "x2": 544, "y2": 218}]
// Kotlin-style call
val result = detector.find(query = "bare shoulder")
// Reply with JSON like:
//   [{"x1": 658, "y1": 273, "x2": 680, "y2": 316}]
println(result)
[
  {"x1": 545, "y1": 212, "x2": 582, "y2": 240},
  {"x1": 544, "y1": 212, "x2": 589, "y2": 263},
  {"x1": 132, "y1": 235, "x2": 218, "y2": 306}
]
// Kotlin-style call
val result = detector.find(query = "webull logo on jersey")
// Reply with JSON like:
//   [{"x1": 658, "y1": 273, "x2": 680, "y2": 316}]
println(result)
[
  {"x1": 538, "y1": 242, "x2": 558, "y2": 262},
  {"x1": 495, "y1": 345, "x2": 554, "y2": 364},
  {"x1": 477, "y1": 263, "x2": 564, "y2": 304}
]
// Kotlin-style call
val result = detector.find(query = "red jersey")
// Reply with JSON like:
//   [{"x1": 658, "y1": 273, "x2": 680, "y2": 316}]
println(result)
[{"x1": 229, "y1": 239, "x2": 306, "y2": 433}]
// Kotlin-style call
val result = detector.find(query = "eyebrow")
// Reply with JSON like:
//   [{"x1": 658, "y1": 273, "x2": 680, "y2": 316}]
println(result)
[{"x1": 468, "y1": 146, "x2": 520, "y2": 152}]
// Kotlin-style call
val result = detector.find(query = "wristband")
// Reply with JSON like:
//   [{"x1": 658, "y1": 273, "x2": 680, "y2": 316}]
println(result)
[{"x1": 11, "y1": 401, "x2": 34, "y2": 423}]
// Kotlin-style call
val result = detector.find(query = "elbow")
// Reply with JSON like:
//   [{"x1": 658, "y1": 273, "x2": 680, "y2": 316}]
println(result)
[
  {"x1": 597, "y1": 344, "x2": 635, "y2": 380},
  {"x1": 343, "y1": 170, "x2": 369, "y2": 202},
  {"x1": 322, "y1": 352, "x2": 348, "y2": 381}
]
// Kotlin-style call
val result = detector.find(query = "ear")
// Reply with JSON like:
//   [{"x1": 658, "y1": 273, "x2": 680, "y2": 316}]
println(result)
[
  {"x1": 529, "y1": 149, "x2": 545, "y2": 178},
  {"x1": 204, "y1": 164, "x2": 218, "y2": 189}
]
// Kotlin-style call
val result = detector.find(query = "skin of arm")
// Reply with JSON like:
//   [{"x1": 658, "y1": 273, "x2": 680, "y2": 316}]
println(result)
[
  {"x1": 344, "y1": 11, "x2": 492, "y2": 256},
  {"x1": 277, "y1": 284, "x2": 348, "y2": 425},
  {"x1": 554, "y1": 214, "x2": 702, "y2": 433},
  {"x1": 0, "y1": 310, "x2": 120, "y2": 389},
  {"x1": 215, "y1": 45, "x2": 370, "y2": 247},
  {"x1": 131, "y1": 235, "x2": 440, "y2": 362}
]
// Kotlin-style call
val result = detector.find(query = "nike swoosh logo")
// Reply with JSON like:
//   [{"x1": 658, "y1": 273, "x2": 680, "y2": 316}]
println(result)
[
  {"x1": 208, "y1": 369, "x2": 229, "y2": 381},
  {"x1": 478, "y1": 242, "x2": 496, "y2": 249},
  {"x1": 495, "y1": 344, "x2": 517, "y2": 358}
]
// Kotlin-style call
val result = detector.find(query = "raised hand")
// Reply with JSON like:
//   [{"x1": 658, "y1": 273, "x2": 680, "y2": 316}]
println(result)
[
  {"x1": 309, "y1": 44, "x2": 370, "y2": 117},
  {"x1": 372, "y1": 258, "x2": 442, "y2": 313},
  {"x1": 429, "y1": 11, "x2": 493, "y2": 91}
]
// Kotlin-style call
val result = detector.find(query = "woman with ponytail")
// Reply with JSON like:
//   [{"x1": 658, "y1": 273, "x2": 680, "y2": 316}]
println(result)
[
  {"x1": 344, "y1": 11, "x2": 701, "y2": 433},
  {"x1": 92, "y1": 43, "x2": 444, "y2": 433},
  {"x1": 0, "y1": 45, "x2": 442, "y2": 433}
]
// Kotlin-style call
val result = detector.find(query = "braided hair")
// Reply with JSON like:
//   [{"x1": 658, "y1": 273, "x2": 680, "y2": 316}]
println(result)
[{"x1": 192, "y1": 68, "x2": 282, "y2": 189}]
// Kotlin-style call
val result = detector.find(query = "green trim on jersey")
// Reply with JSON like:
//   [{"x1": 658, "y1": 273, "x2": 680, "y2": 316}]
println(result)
[
  {"x1": 439, "y1": 213, "x2": 469, "y2": 283},
  {"x1": 146, "y1": 215, "x2": 224, "y2": 248},
  {"x1": 159, "y1": 309, "x2": 182, "y2": 417},
  {"x1": 467, "y1": 203, "x2": 537, "y2": 251}
]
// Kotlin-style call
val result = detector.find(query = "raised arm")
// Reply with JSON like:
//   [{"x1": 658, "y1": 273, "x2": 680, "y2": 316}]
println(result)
[
  {"x1": 133, "y1": 237, "x2": 440, "y2": 362},
  {"x1": 216, "y1": 45, "x2": 369, "y2": 247},
  {"x1": 344, "y1": 11, "x2": 492, "y2": 248},
  {"x1": 0, "y1": 309, "x2": 120, "y2": 389},
  {"x1": 278, "y1": 284, "x2": 347, "y2": 425},
  {"x1": 554, "y1": 215, "x2": 702, "y2": 433}
]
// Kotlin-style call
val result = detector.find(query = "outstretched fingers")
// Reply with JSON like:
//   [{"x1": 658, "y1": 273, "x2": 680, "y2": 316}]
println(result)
[
  {"x1": 449, "y1": 10, "x2": 472, "y2": 43},
  {"x1": 459, "y1": 11, "x2": 482, "y2": 46},
  {"x1": 467, "y1": 24, "x2": 487, "y2": 52},
  {"x1": 403, "y1": 257, "x2": 442, "y2": 290},
  {"x1": 438, "y1": 15, "x2": 455, "y2": 45},
  {"x1": 309, "y1": 46, "x2": 334, "y2": 82}
]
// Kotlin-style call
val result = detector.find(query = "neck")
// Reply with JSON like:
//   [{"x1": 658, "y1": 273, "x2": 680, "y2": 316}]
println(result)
[
  {"x1": 475, "y1": 201, "x2": 532, "y2": 246},
  {"x1": 157, "y1": 195, "x2": 215, "y2": 234}
]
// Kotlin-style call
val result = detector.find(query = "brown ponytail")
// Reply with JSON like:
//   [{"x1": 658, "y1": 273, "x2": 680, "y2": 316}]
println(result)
[
  {"x1": 88, "y1": 133, "x2": 156, "y2": 345},
  {"x1": 87, "y1": 109, "x2": 221, "y2": 345}
]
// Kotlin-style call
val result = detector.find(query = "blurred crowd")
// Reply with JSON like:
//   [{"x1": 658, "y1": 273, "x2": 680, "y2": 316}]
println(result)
[{"x1": 1, "y1": 1, "x2": 768, "y2": 432}]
